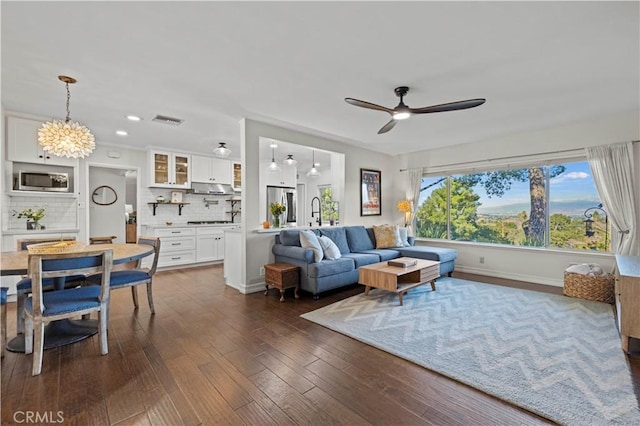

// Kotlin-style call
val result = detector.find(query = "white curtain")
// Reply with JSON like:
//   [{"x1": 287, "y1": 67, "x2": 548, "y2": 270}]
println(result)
[
  {"x1": 405, "y1": 168, "x2": 423, "y2": 236},
  {"x1": 586, "y1": 142, "x2": 638, "y2": 255}
]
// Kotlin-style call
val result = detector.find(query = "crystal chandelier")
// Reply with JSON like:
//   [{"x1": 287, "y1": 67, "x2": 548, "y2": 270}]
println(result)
[
  {"x1": 213, "y1": 142, "x2": 231, "y2": 158},
  {"x1": 38, "y1": 75, "x2": 95, "y2": 159}
]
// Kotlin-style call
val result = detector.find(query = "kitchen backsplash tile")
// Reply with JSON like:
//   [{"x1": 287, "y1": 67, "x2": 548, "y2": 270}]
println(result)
[{"x1": 6, "y1": 196, "x2": 77, "y2": 230}]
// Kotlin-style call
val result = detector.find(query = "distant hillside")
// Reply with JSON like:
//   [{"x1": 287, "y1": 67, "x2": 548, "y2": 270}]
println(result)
[{"x1": 478, "y1": 199, "x2": 602, "y2": 217}]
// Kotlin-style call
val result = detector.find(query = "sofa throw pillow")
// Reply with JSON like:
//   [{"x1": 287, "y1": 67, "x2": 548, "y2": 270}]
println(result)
[
  {"x1": 345, "y1": 226, "x2": 375, "y2": 252},
  {"x1": 318, "y1": 235, "x2": 342, "y2": 260},
  {"x1": 279, "y1": 229, "x2": 301, "y2": 246},
  {"x1": 373, "y1": 224, "x2": 403, "y2": 249},
  {"x1": 319, "y1": 227, "x2": 351, "y2": 255},
  {"x1": 300, "y1": 230, "x2": 323, "y2": 262},
  {"x1": 398, "y1": 227, "x2": 411, "y2": 247}
]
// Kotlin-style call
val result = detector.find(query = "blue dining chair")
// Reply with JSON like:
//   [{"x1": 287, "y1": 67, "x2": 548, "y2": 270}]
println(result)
[
  {"x1": 86, "y1": 237, "x2": 160, "y2": 314},
  {"x1": 15, "y1": 238, "x2": 86, "y2": 337},
  {"x1": 1, "y1": 287, "x2": 8, "y2": 358},
  {"x1": 24, "y1": 249, "x2": 113, "y2": 376}
]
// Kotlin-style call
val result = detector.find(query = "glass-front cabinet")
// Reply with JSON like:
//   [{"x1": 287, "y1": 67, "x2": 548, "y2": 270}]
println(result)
[
  {"x1": 149, "y1": 150, "x2": 191, "y2": 188},
  {"x1": 232, "y1": 161, "x2": 241, "y2": 191}
]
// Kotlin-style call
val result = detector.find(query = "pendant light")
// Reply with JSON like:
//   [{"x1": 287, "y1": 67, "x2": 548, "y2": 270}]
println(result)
[
  {"x1": 38, "y1": 75, "x2": 95, "y2": 159},
  {"x1": 267, "y1": 147, "x2": 281, "y2": 173},
  {"x1": 306, "y1": 150, "x2": 321, "y2": 177},
  {"x1": 213, "y1": 142, "x2": 231, "y2": 158},
  {"x1": 283, "y1": 154, "x2": 297, "y2": 166}
]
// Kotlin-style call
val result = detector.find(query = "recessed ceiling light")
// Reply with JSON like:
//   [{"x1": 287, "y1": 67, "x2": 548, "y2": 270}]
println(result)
[
  {"x1": 126, "y1": 115, "x2": 142, "y2": 121},
  {"x1": 116, "y1": 130, "x2": 128, "y2": 136}
]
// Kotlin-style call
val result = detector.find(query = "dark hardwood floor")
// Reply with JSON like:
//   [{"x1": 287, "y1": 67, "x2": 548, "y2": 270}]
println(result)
[{"x1": 1, "y1": 266, "x2": 635, "y2": 425}]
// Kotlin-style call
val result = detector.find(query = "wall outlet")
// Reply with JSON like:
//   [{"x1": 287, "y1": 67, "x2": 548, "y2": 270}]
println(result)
[
  {"x1": 479, "y1": 256, "x2": 485, "y2": 264},
  {"x1": 259, "y1": 266, "x2": 265, "y2": 276}
]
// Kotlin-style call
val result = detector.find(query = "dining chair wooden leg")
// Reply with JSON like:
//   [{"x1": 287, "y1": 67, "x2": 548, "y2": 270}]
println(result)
[
  {"x1": 146, "y1": 282, "x2": 155, "y2": 314},
  {"x1": 98, "y1": 307, "x2": 108, "y2": 356},
  {"x1": 130, "y1": 286, "x2": 139, "y2": 309},
  {"x1": 24, "y1": 316, "x2": 33, "y2": 354},
  {"x1": 32, "y1": 319, "x2": 45, "y2": 376}
]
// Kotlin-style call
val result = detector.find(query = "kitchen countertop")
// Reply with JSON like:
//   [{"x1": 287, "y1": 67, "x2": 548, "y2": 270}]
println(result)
[
  {"x1": 142, "y1": 223, "x2": 239, "y2": 229},
  {"x1": 2, "y1": 228, "x2": 80, "y2": 235}
]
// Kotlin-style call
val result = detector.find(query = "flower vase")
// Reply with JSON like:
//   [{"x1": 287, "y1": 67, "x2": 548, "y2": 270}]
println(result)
[
  {"x1": 273, "y1": 215, "x2": 281, "y2": 228},
  {"x1": 27, "y1": 221, "x2": 41, "y2": 230}
]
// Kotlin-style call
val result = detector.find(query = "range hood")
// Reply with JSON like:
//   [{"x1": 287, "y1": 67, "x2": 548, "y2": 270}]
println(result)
[{"x1": 190, "y1": 182, "x2": 235, "y2": 195}]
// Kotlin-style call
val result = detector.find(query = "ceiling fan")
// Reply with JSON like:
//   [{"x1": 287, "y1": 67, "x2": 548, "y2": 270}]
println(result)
[{"x1": 345, "y1": 86, "x2": 486, "y2": 134}]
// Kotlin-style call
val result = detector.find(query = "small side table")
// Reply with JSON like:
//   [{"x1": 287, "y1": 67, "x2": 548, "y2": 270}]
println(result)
[{"x1": 264, "y1": 263, "x2": 300, "y2": 302}]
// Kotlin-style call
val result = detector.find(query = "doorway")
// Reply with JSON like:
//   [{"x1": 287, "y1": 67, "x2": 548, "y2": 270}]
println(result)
[{"x1": 87, "y1": 164, "x2": 138, "y2": 244}]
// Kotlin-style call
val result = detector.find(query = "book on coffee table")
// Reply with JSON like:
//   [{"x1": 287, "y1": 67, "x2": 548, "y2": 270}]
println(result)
[{"x1": 387, "y1": 259, "x2": 417, "y2": 268}]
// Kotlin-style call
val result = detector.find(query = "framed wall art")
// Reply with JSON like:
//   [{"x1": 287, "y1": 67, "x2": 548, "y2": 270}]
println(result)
[
  {"x1": 360, "y1": 168, "x2": 381, "y2": 216},
  {"x1": 171, "y1": 191, "x2": 183, "y2": 203}
]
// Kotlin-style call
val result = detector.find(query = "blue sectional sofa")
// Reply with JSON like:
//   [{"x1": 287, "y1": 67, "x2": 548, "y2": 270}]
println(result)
[{"x1": 272, "y1": 226, "x2": 457, "y2": 298}]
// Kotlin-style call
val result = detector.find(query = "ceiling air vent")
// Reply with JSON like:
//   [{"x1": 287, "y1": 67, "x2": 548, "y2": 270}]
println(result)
[{"x1": 152, "y1": 114, "x2": 184, "y2": 126}]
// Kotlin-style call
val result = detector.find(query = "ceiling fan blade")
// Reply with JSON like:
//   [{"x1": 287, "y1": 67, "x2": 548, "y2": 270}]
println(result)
[
  {"x1": 410, "y1": 98, "x2": 486, "y2": 114},
  {"x1": 377, "y1": 119, "x2": 397, "y2": 134},
  {"x1": 345, "y1": 98, "x2": 393, "y2": 114}
]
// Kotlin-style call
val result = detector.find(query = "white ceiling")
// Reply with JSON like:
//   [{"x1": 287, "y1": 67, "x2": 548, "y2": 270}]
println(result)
[{"x1": 2, "y1": 2, "x2": 638, "y2": 159}]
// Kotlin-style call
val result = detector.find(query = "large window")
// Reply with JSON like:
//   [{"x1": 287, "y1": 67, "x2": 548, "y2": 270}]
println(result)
[{"x1": 415, "y1": 161, "x2": 609, "y2": 252}]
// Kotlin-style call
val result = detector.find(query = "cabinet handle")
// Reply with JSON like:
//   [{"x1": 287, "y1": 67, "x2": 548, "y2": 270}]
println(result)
[
  {"x1": 171, "y1": 231, "x2": 181, "y2": 234},
  {"x1": 172, "y1": 242, "x2": 181, "y2": 246},
  {"x1": 39, "y1": 155, "x2": 44, "y2": 158},
  {"x1": 171, "y1": 257, "x2": 181, "y2": 260}
]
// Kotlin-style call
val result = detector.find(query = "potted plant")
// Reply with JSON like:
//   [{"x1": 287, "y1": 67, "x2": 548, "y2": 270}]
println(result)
[
  {"x1": 13, "y1": 207, "x2": 46, "y2": 230},
  {"x1": 270, "y1": 202, "x2": 286, "y2": 228}
]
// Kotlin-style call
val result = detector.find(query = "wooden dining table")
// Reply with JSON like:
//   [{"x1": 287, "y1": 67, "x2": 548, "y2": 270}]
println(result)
[{"x1": 1, "y1": 243, "x2": 154, "y2": 353}]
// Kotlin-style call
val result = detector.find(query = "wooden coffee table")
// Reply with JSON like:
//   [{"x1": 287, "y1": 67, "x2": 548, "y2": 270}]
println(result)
[{"x1": 359, "y1": 257, "x2": 440, "y2": 306}]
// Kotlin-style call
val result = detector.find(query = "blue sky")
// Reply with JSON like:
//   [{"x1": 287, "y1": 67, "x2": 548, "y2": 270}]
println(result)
[{"x1": 419, "y1": 161, "x2": 601, "y2": 208}]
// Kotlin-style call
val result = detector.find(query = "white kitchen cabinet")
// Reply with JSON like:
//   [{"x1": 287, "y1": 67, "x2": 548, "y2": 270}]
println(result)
[
  {"x1": 153, "y1": 227, "x2": 196, "y2": 267},
  {"x1": 265, "y1": 163, "x2": 297, "y2": 187},
  {"x1": 149, "y1": 150, "x2": 191, "y2": 188},
  {"x1": 6, "y1": 116, "x2": 78, "y2": 167},
  {"x1": 191, "y1": 155, "x2": 231, "y2": 184},
  {"x1": 196, "y1": 227, "x2": 224, "y2": 262}
]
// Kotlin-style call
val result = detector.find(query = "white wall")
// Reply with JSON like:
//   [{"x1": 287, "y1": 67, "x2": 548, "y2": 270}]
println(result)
[
  {"x1": 393, "y1": 109, "x2": 640, "y2": 286},
  {"x1": 89, "y1": 167, "x2": 126, "y2": 242},
  {"x1": 239, "y1": 118, "x2": 396, "y2": 294}
]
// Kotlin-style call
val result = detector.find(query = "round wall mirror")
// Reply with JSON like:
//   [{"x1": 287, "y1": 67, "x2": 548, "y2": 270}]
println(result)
[{"x1": 92, "y1": 185, "x2": 118, "y2": 206}]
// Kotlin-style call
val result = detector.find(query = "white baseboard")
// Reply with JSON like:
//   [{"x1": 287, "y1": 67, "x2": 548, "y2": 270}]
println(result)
[
  {"x1": 456, "y1": 265, "x2": 563, "y2": 287},
  {"x1": 226, "y1": 280, "x2": 266, "y2": 294}
]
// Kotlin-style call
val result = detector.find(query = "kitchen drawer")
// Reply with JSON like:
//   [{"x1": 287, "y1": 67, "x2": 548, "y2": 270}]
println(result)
[
  {"x1": 196, "y1": 227, "x2": 225, "y2": 236},
  {"x1": 158, "y1": 250, "x2": 196, "y2": 267},
  {"x1": 161, "y1": 236, "x2": 195, "y2": 252},
  {"x1": 155, "y1": 227, "x2": 195, "y2": 238}
]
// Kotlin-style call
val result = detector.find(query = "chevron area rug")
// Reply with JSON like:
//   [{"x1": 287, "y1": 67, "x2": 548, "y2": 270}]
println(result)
[{"x1": 301, "y1": 278, "x2": 640, "y2": 425}]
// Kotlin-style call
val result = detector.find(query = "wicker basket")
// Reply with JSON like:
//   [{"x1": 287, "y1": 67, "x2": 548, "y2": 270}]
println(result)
[
  {"x1": 27, "y1": 241, "x2": 86, "y2": 254},
  {"x1": 563, "y1": 272, "x2": 615, "y2": 303}
]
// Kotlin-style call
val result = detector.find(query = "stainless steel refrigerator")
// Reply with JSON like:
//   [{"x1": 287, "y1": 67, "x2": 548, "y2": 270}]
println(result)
[{"x1": 266, "y1": 186, "x2": 297, "y2": 224}]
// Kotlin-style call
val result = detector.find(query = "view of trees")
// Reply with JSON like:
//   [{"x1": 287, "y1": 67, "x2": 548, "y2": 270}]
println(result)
[{"x1": 415, "y1": 164, "x2": 610, "y2": 252}]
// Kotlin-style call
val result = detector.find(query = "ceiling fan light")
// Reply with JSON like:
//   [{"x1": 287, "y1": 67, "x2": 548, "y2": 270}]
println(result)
[
  {"x1": 283, "y1": 154, "x2": 297, "y2": 166},
  {"x1": 213, "y1": 142, "x2": 231, "y2": 158},
  {"x1": 393, "y1": 111, "x2": 411, "y2": 120}
]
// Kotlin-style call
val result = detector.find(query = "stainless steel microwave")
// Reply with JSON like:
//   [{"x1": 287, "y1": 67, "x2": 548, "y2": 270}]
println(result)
[{"x1": 17, "y1": 171, "x2": 70, "y2": 192}]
